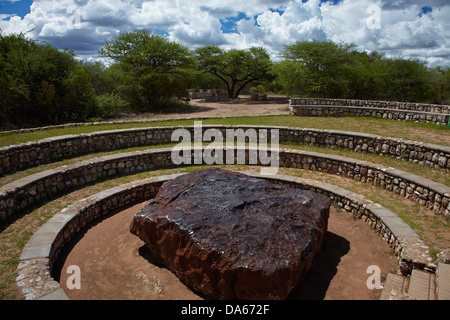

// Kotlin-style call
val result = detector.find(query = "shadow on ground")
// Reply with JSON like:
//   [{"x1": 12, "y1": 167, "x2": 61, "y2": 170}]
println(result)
[
  {"x1": 138, "y1": 231, "x2": 350, "y2": 301},
  {"x1": 287, "y1": 232, "x2": 350, "y2": 300}
]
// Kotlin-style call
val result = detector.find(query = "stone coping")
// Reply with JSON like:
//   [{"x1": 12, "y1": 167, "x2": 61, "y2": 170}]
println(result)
[
  {"x1": 289, "y1": 105, "x2": 450, "y2": 125},
  {"x1": 1, "y1": 125, "x2": 449, "y2": 176},
  {"x1": 0, "y1": 114, "x2": 287, "y2": 135},
  {"x1": 1, "y1": 147, "x2": 449, "y2": 223},
  {"x1": 290, "y1": 98, "x2": 450, "y2": 114},
  {"x1": 16, "y1": 171, "x2": 434, "y2": 300}
]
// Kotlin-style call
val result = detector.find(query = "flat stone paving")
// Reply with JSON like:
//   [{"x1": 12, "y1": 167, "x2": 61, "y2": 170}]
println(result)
[
  {"x1": 408, "y1": 269, "x2": 436, "y2": 300},
  {"x1": 380, "y1": 273, "x2": 409, "y2": 300},
  {"x1": 437, "y1": 263, "x2": 450, "y2": 300}
]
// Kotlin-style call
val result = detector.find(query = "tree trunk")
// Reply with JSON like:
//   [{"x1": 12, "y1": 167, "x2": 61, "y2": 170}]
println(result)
[
  {"x1": 229, "y1": 80, "x2": 237, "y2": 99},
  {"x1": 234, "y1": 79, "x2": 255, "y2": 98}
]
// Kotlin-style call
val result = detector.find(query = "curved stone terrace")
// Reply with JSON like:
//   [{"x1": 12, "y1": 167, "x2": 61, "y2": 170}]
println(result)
[
  {"x1": 16, "y1": 171, "x2": 432, "y2": 300},
  {"x1": 0, "y1": 106, "x2": 448, "y2": 300},
  {"x1": 1, "y1": 125, "x2": 449, "y2": 176},
  {"x1": 289, "y1": 98, "x2": 450, "y2": 126}
]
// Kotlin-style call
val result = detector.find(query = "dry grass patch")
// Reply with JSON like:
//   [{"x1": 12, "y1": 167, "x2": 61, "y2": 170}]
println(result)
[{"x1": 1, "y1": 116, "x2": 449, "y2": 147}]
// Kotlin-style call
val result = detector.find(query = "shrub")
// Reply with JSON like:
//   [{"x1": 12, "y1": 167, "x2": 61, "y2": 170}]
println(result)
[{"x1": 94, "y1": 93, "x2": 129, "y2": 119}]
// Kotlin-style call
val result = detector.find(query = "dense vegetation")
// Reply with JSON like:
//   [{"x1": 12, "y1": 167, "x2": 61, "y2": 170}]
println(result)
[
  {"x1": 1, "y1": 30, "x2": 450, "y2": 129},
  {"x1": 274, "y1": 41, "x2": 449, "y2": 102}
]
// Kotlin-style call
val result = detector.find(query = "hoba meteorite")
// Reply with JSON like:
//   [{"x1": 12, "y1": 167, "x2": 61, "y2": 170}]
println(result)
[{"x1": 130, "y1": 168, "x2": 331, "y2": 300}]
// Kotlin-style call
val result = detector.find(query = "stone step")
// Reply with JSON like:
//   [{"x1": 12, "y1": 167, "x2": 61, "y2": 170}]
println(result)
[
  {"x1": 408, "y1": 269, "x2": 436, "y2": 300},
  {"x1": 437, "y1": 262, "x2": 450, "y2": 300},
  {"x1": 380, "y1": 273, "x2": 410, "y2": 300},
  {"x1": 381, "y1": 250, "x2": 450, "y2": 300},
  {"x1": 381, "y1": 269, "x2": 438, "y2": 300}
]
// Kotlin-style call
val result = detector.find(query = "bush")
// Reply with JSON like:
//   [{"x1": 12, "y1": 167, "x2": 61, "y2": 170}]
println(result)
[
  {"x1": 94, "y1": 93, "x2": 129, "y2": 119},
  {"x1": 0, "y1": 32, "x2": 95, "y2": 128}
]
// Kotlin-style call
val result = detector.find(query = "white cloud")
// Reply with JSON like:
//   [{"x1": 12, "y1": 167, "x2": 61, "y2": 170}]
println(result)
[
  {"x1": 169, "y1": 12, "x2": 227, "y2": 47},
  {"x1": 0, "y1": 13, "x2": 16, "y2": 20},
  {"x1": 0, "y1": 14, "x2": 30, "y2": 34},
  {"x1": 82, "y1": 0, "x2": 131, "y2": 27},
  {"x1": 0, "y1": 0, "x2": 449, "y2": 67},
  {"x1": 130, "y1": 0, "x2": 178, "y2": 27}
]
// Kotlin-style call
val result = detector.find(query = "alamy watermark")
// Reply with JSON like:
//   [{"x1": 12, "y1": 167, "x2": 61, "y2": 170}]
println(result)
[
  {"x1": 366, "y1": 265, "x2": 382, "y2": 290},
  {"x1": 66, "y1": 265, "x2": 81, "y2": 290},
  {"x1": 171, "y1": 122, "x2": 280, "y2": 175},
  {"x1": 67, "y1": 4, "x2": 82, "y2": 30},
  {"x1": 366, "y1": 5, "x2": 381, "y2": 30}
]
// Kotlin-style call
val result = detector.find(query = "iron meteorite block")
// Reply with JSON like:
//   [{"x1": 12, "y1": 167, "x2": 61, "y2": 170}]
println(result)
[{"x1": 130, "y1": 168, "x2": 331, "y2": 300}]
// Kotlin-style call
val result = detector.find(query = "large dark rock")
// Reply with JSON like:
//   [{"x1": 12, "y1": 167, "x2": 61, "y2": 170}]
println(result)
[{"x1": 130, "y1": 168, "x2": 331, "y2": 300}]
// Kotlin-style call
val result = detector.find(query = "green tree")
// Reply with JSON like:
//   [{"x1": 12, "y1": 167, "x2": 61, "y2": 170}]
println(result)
[
  {"x1": 276, "y1": 40, "x2": 439, "y2": 103},
  {"x1": 99, "y1": 30, "x2": 193, "y2": 111},
  {"x1": 376, "y1": 58, "x2": 431, "y2": 102},
  {"x1": 281, "y1": 40, "x2": 359, "y2": 98},
  {"x1": 60, "y1": 64, "x2": 97, "y2": 121},
  {"x1": 271, "y1": 60, "x2": 305, "y2": 96},
  {"x1": 195, "y1": 46, "x2": 274, "y2": 99},
  {"x1": 0, "y1": 31, "x2": 95, "y2": 128},
  {"x1": 82, "y1": 61, "x2": 130, "y2": 118},
  {"x1": 438, "y1": 67, "x2": 450, "y2": 104}
]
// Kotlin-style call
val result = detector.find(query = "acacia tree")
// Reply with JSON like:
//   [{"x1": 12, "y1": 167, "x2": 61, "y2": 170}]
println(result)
[
  {"x1": 195, "y1": 46, "x2": 273, "y2": 99},
  {"x1": 100, "y1": 30, "x2": 194, "y2": 111},
  {"x1": 281, "y1": 40, "x2": 359, "y2": 98}
]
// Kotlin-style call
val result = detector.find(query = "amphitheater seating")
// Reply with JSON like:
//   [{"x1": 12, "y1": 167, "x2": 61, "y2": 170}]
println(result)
[
  {"x1": 290, "y1": 98, "x2": 450, "y2": 125},
  {"x1": 1, "y1": 115, "x2": 448, "y2": 300}
]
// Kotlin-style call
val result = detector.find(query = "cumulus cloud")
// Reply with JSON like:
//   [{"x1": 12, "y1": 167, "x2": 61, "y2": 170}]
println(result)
[{"x1": 0, "y1": 0, "x2": 449, "y2": 67}]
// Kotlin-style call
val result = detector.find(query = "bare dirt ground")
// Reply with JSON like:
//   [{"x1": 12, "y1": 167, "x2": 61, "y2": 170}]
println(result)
[
  {"x1": 114, "y1": 95, "x2": 290, "y2": 121},
  {"x1": 58, "y1": 201, "x2": 398, "y2": 300}
]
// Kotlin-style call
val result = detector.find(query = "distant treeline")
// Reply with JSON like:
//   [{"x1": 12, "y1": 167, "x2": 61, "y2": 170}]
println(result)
[{"x1": 1, "y1": 30, "x2": 449, "y2": 129}]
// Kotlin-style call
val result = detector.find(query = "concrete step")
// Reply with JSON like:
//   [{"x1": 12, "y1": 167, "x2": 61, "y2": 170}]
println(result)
[
  {"x1": 408, "y1": 269, "x2": 436, "y2": 300},
  {"x1": 381, "y1": 250, "x2": 450, "y2": 300},
  {"x1": 380, "y1": 273, "x2": 410, "y2": 300},
  {"x1": 381, "y1": 269, "x2": 437, "y2": 300},
  {"x1": 437, "y1": 262, "x2": 450, "y2": 300}
]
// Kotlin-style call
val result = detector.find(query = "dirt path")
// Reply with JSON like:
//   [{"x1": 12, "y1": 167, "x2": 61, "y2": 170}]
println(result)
[
  {"x1": 59, "y1": 201, "x2": 398, "y2": 300},
  {"x1": 114, "y1": 96, "x2": 290, "y2": 122}
]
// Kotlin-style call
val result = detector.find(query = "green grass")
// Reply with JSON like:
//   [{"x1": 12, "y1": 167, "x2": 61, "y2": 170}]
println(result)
[
  {"x1": 281, "y1": 144, "x2": 450, "y2": 186},
  {"x1": 1, "y1": 141, "x2": 448, "y2": 188},
  {"x1": 1, "y1": 115, "x2": 449, "y2": 147}
]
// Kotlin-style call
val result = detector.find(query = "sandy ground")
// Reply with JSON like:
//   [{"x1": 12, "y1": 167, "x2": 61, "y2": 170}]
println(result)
[
  {"x1": 115, "y1": 96, "x2": 291, "y2": 121},
  {"x1": 58, "y1": 201, "x2": 398, "y2": 300}
]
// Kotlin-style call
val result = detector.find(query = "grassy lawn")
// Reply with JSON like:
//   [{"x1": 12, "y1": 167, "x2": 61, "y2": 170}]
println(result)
[{"x1": 1, "y1": 115, "x2": 449, "y2": 147}]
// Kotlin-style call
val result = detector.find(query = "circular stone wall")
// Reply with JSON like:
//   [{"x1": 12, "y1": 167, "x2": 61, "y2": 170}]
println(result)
[
  {"x1": 16, "y1": 171, "x2": 433, "y2": 300},
  {"x1": 7, "y1": 121, "x2": 446, "y2": 300},
  {"x1": 57, "y1": 199, "x2": 398, "y2": 300}
]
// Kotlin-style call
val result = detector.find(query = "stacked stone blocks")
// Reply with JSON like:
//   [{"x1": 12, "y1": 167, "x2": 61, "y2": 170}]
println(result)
[
  {"x1": 1, "y1": 125, "x2": 449, "y2": 177},
  {"x1": 290, "y1": 98, "x2": 450, "y2": 125}
]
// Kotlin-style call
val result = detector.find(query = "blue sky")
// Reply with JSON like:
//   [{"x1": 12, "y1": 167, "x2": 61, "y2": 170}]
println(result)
[
  {"x1": 0, "y1": 0, "x2": 33, "y2": 18},
  {"x1": 1, "y1": 0, "x2": 449, "y2": 67}
]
